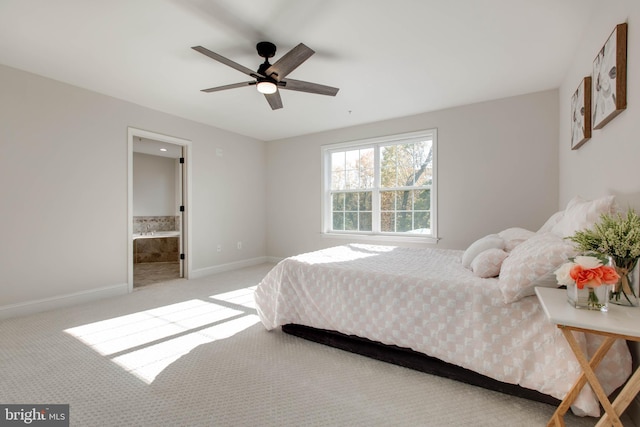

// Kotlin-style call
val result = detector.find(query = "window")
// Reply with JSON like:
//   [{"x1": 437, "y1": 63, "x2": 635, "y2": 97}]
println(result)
[{"x1": 322, "y1": 129, "x2": 437, "y2": 240}]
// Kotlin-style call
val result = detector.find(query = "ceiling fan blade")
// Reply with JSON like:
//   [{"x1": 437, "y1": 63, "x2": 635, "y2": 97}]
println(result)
[
  {"x1": 264, "y1": 91, "x2": 283, "y2": 110},
  {"x1": 192, "y1": 46, "x2": 261, "y2": 78},
  {"x1": 201, "y1": 81, "x2": 256, "y2": 93},
  {"x1": 265, "y1": 43, "x2": 314, "y2": 81},
  {"x1": 280, "y1": 78, "x2": 339, "y2": 96}
]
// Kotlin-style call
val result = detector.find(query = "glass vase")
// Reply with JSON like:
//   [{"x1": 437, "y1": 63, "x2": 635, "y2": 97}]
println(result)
[
  {"x1": 567, "y1": 283, "x2": 610, "y2": 312},
  {"x1": 610, "y1": 258, "x2": 640, "y2": 307}
]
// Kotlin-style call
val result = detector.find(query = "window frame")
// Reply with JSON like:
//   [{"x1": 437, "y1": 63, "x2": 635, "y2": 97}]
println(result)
[{"x1": 321, "y1": 129, "x2": 438, "y2": 243}]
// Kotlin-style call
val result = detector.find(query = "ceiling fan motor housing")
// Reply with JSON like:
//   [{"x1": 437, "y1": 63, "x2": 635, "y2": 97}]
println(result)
[
  {"x1": 257, "y1": 62, "x2": 274, "y2": 78},
  {"x1": 256, "y1": 41, "x2": 276, "y2": 59}
]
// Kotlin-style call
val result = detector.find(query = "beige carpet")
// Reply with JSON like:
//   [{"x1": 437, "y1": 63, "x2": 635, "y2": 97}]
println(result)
[{"x1": 0, "y1": 264, "x2": 622, "y2": 426}]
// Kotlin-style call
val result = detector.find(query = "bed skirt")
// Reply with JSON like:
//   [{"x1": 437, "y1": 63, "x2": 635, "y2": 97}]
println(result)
[{"x1": 282, "y1": 323, "x2": 561, "y2": 406}]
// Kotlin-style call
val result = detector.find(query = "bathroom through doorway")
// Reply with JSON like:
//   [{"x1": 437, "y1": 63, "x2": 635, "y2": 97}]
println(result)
[{"x1": 127, "y1": 128, "x2": 191, "y2": 291}]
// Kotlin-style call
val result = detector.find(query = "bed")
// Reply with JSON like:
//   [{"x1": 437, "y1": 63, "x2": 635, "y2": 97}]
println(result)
[{"x1": 254, "y1": 196, "x2": 633, "y2": 417}]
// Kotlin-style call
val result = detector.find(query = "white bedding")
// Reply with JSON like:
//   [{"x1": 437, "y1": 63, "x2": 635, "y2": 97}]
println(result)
[{"x1": 254, "y1": 244, "x2": 632, "y2": 417}]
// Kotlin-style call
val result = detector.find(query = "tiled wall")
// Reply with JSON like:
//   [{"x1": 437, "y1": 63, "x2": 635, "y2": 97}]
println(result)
[
  {"x1": 133, "y1": 216, "x2": 180, "y2": 234},
  {"x1": 133, "y1": 216, "x2": 180, "y2": 264}
]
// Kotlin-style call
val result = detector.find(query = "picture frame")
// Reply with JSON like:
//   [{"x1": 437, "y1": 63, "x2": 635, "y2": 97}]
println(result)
[
  {"x1": 571, "y1": 76, "x2": 591, "y2": 150},
  {"x1": 592, "y1": 22, "x2": 627, "y2": 129}
]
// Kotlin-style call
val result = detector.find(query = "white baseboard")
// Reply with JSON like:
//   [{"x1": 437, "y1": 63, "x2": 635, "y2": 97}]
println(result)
[
  {"x1": 0, "y1": 283, "x2": 129, "y2": 321},
  {"x1": 190, "y1": 256, "x2": 270, "y2": 279},
  {"x1": 0, "y1": 258, "x2": 275, "y2": 321},
  {"x1": 265, "y1": 256, "x2": 284, "y2": 264}
]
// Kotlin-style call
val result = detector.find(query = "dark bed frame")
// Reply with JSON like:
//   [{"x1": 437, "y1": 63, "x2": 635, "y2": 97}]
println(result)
[{"x1": 282, "y1": 323, "x2": 561, "y2": 406}]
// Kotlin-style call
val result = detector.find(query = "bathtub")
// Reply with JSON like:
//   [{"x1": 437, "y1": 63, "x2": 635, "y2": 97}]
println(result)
[{"x1": 133, "y1": 230, "x2": 180, "y2": 240}]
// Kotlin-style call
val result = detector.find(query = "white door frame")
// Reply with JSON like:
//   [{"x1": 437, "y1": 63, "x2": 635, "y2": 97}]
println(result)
[{"x1": 127, "y1": 127, "x2": 192, "y2": 292}]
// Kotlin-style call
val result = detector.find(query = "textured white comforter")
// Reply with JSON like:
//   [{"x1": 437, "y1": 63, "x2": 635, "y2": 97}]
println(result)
[{"x1": 254, "y1": 244, "x2": 631, "y2": 417}]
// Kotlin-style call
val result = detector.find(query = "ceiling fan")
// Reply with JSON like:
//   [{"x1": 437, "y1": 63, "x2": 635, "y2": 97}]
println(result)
[{"x1": 191, "y1": 42, "x2": 339, "y2": 110}]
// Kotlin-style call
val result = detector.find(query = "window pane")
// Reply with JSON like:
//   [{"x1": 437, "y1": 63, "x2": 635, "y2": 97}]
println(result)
[
  {"x1": 414, "y1": 189, "x2": 429, "y2": 210},
  {"x1": 359, "y1": 148, "x2": 375, "y2": 188},
  {"x1": 381, "y1": 212, "x2": 395, "y2": 232},
  {"x1": 331, "y1": 151, "x2": 345, "y2": 170},
  {"x1": 396, "y1": 190, "x2": 412, "y2": 211},
  {"x1": 397, "y1": 212, "x2": 412, "y2": 232},
  {"x1": 359, "y1": 192, "x2": 372, "y2": 211},
  {"x1": 397, "y1": 146, "x2": 415, "y2": 186},
  {"x1": 381, "y1": 141, "x2": 433, "y2": 189},
  {"x1": 331, "y1": 171, "x2": 344, "y2": 190},
  {"x1": 414, "y1": 211, "x2": 430, "y2": 230},
  {"x1": 380, "y1": 190, "x2": 395, "y2": 211},
  {"x1": 380, "y1": 191, "x2": 431, "y2": 233},
  {"x1": 332, "y1": 192, "x2": 345, "y2": 211},
  {"x1": 413, "y1": 141, "x2": 433, "y2": 186},
  {"x1": 332, "y1": 212, "x2": 344, "y2": 230},
  {"x1": 345, "y1": 170, "x2": 359, "y2": 189},
  {"x1": 345, "y1": 212, "x2": 358, "y2": 231},
  {"x1": 359, "y1": 212, "x2": 372, "y2": 231},
  {"x1": 345, "y1": 149, "x2": 360, "y2": 169},
  {"x1": 331, "y1": 147, "x2": 375, "y2": 191},
  {"x1": 331, "y1": 152, "x2": 346, "y2": 190},
  {"x1": 344, "y1": 192, "x2": 358, "y2": 211},
  {"x1": 380, "y1": 145, "x2": 398, "y2": 188}
]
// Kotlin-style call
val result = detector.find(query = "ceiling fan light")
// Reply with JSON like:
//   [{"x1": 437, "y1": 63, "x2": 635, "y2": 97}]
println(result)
[{"x1": 257, "y1": 81, "x2": 277, "y2": 94}]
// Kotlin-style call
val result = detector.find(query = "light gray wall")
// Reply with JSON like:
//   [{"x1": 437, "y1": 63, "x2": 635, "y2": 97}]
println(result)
[
  {"x1": 558, "y1": 0, "x2": 640, "y2": 422},
  {"x1": 0, "y1": 64, "x2": 267, "y2": 311},
  {"x1": 558, "y1": 0, "x2": 640, "y2": 212},
  {"x1": 133, "y1": 153, "x2": 177, "y2": 217},
  {"x1": 266, "y1": 90, "x2": 559, "y2": 258}
]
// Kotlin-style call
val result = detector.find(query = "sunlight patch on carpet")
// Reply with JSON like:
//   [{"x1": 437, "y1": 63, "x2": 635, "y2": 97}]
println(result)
[
  {"x1": 209, "y1": 285, "x2": 257, "y2": 309},
  {"x1": 64, "y1": 288, "x2": 259, "y2": 384},
  {"x1": 111, "y1": 314, "x2": 260, "y2": 383}
]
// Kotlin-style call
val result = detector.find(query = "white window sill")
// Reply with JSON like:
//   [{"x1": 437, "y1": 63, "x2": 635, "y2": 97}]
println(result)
[{"x1": 321, "y1": 232, "x2": 439, "y2": 245}]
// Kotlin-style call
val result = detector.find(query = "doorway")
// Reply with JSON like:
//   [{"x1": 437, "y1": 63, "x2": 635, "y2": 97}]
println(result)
[{"x1": 127, "y1": 128, "x2": 191, "y2": 291}]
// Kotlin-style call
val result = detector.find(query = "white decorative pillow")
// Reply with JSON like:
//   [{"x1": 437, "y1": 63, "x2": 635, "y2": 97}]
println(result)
[
  {"x1": 498, "y1": 232, "x2": 578, "y2": 303},
  {"x1": 471, "y1": 248, "x2": 509, "y2": 278},
  {"x1": 551, "y1": 195, "x2": 616, "y2": 238},
  {"x1": 498, "y1": 227, "x2": 536, "y2": 251},
  {"x1": 462, "y1": 234, "x2": 505, "y2": 269},
  {"x1": 537, "y1": 210, "x2": 565, "y2": 234}
]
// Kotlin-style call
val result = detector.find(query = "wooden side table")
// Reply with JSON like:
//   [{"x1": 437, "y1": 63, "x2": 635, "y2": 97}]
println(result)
[{"x1": 535, "y1": 287, "x2": 640, "y2": 427}]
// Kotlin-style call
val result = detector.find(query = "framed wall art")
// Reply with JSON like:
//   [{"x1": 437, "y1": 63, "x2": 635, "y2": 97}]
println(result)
[
  {"x1": 592, "y1": 22, "x2": 627, "y2": 129},
  {"x1": 571, "y1": 76, "x2": 591, "y2": 150}
]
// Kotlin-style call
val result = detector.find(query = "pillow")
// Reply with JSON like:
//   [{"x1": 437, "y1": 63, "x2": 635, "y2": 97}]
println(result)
[
  {"x1": 498, "y1": 232, "x2": 578, "y2": 303},
  {"x1": 537, "y1": 210, "x2": 564, "y2": 234},
  {"x1": 498, "y1": 227, "x2": 536, "y2": 251},
  {"x1": 550, "y1": 195, "x2": 616, "y2": 238},
  {"x1": 470, "y1": 248, "x2": 509, "y2": 278},
  {"x1": 461, "y1": 234, "x2": 505, "y2": 269}
]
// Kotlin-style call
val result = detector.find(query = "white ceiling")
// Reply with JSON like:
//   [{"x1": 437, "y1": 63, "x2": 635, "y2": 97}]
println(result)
[{"x1": 0, "y1": 0, "x2": 596, "y2": 141}]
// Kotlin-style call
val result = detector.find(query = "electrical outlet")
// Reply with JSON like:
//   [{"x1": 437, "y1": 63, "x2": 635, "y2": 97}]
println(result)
[
  {"x1": 217, "y1": 244, "x2": 222, "y2": 252},
  {"x1": 237, "y1": 241, "x2": 242, "y2": 250}
]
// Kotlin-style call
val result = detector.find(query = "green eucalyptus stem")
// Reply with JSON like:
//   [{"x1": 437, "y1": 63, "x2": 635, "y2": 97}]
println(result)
[{"x1": 587, "y1": 288, "x2": 602, "y2": 309}]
